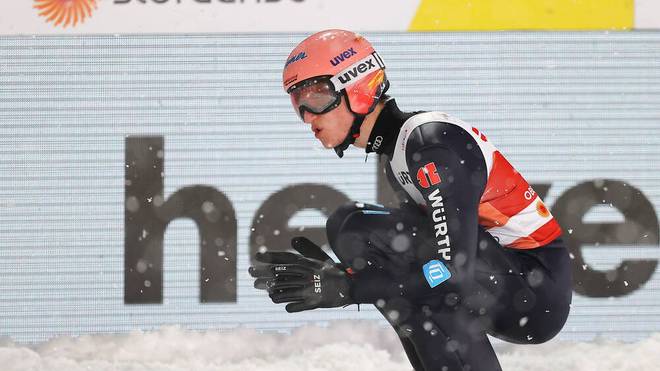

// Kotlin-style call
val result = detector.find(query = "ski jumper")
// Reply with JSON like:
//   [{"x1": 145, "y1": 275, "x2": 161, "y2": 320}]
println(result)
[{"x1": 325, "y1": 99, "x2": 573, "y2": 371}]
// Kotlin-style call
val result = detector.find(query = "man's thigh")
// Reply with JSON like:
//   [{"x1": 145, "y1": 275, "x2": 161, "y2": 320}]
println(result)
[{"x1": 472, "y1": 231, "x2": 573, "y2": 344}]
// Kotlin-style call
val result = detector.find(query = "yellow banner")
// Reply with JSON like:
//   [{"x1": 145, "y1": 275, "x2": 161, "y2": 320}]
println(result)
[{"x1": 410, "y1": 0, "x2": 634, "y2": 31}]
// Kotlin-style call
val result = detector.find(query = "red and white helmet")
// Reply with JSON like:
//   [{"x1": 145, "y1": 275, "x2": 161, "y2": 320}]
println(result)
[{"x1": 282, "y1": 29, "x2": 388, "y2": 118}]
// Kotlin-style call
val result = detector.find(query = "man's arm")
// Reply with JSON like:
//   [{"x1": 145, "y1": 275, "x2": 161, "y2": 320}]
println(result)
[
  {"x1": 249, "y1": 122, "x2": 489, "y2": 309},
  {"x1": 349, "y1": 122, "x2": 487, "y2": 303}
]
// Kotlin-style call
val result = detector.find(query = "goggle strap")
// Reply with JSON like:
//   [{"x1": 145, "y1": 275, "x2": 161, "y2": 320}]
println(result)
[{"x1": 334, "y1": 115, "x2": 365, "y2": 158}]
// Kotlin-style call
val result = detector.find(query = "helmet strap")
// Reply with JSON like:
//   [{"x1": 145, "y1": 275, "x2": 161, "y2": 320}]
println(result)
[{"x1": 333, "y1": 115, "x2": 365, "y2": 158}]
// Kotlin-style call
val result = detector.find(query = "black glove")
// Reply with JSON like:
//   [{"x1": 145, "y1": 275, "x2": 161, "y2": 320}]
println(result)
[{"x1": 248, "y1": 237, "x2": 354, "y2": 313}]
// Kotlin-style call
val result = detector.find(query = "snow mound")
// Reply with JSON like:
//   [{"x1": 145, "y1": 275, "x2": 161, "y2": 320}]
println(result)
[{"x1": 0, "y1": 322, "x2": 658, "y2": 371}]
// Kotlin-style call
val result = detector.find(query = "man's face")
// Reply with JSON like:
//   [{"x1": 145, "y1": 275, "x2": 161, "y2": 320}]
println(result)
[{"x1": 301, "y1": 95, "x2": 353, "y2": 149}]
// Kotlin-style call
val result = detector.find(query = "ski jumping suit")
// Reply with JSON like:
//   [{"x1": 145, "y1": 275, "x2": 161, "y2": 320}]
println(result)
[{"x1": 325, "y1": 99, "x2": 573, "y2": 371}]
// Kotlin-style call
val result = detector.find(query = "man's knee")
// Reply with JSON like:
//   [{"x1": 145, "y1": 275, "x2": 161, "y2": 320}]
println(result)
[
  {"x1": 328, "y1": 204, "x2": 372, "y2": 260},
  {"x1": 326, "y1": 202, "x2": 362, "y2": 247},
  {"x1": 326, "y1": 202, "x2": 390, "y2": 246},
  {"x1": 326, "y1": 202, "x2": 394, "y2": 266}
]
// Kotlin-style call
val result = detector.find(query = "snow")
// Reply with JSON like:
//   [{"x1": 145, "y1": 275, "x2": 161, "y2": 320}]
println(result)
[{"x1": 0, "y1": 322, "x2": 658, "y2": 371}]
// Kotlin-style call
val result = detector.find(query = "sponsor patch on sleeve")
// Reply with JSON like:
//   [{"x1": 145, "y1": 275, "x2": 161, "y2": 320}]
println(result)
[{"x1": 423, "y1": 259, "x2": 451, "y2": 288}]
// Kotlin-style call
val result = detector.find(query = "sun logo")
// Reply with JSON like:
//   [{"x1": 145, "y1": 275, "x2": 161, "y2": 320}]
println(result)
[
  {"x1": 536, "y1": 200, "x2": 550, "y2": 218},
  {"x1": 33, "y1": 0, "x2": 98, "y2": 28}
]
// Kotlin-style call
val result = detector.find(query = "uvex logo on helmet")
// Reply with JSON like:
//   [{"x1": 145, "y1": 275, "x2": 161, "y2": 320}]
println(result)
[
  {"x1": 330, "y1": 52, "x2": 385, "y2": 91},
  {"x1": 330, "y1": 48, "x2": 358, "y2": 66}
]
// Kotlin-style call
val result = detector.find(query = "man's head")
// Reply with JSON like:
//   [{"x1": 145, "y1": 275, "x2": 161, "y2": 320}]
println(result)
[{"x1": 282, "y1": 29, "x2": 389, "y2": 157}]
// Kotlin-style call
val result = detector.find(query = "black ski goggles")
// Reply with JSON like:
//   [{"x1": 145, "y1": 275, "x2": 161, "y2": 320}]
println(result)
[{"x1": 287, "y1": 78, "x2": 342, "y2": 119}]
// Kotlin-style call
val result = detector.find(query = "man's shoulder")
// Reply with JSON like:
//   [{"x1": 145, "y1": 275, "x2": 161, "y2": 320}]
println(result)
[
  {"x1": 395, "y1": 111, "x2": 476, "y2": 153},
  {"x1": 389, "y1": 111, "x2": 494, "y2": 179}
]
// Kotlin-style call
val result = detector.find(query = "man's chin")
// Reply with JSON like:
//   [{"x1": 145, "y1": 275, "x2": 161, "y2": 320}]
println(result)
[{"x1": 320, "y1": 139, "x2": 336, "y2": 149}]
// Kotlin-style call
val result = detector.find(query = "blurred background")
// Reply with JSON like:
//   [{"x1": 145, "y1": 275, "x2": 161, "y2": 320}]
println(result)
[{"x1": 0, "y1": 1, "x2": 659, "y2": 370}]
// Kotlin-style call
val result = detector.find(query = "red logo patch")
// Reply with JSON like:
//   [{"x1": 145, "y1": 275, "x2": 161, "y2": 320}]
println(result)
[{"x1": 416, "y1": 162, "x2": 441, "y2": 189}]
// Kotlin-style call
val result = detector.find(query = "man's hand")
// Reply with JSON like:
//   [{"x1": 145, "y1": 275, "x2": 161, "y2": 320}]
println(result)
[{"x1": 248, "y1": 237, "x2": 353, "y2": 313}]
